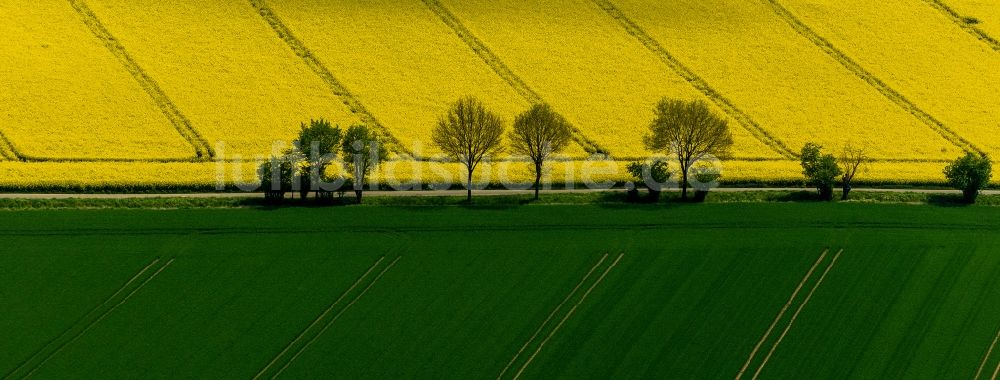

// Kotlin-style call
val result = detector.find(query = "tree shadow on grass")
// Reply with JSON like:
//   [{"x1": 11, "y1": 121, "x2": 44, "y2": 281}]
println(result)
[{"x1": 927, "y1": 194, "x2": 973, "y2": 207}]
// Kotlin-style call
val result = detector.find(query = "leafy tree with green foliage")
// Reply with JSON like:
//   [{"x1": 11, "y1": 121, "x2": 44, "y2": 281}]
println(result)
[
  {"x1": 508, "y1": 104, "x2": 573, "y2": 200},
  {"x1": 342, "y1": 124, "x2": 385, "y2": 203},
  {"x1": 644, "y1": 99, "x2": 733, "y2": 200},
  {"x1": 800, "y1": 143, "x2": 842, "y2": 201},
  {"x1": 293, "y1": 119, "x2": 342, "y2": 198},
  {"x1": 258, "y1": 119, "x2": 342, "y2": 200},
  {"x1": 433, "y1": 97, "x2": 505, "y2": 202},
  {"x1": 258, "y1": 156, "x2": 295, "y2": 201},
  {"x1": 944, "y1": 152, "x2": 992, "y2": 203}
]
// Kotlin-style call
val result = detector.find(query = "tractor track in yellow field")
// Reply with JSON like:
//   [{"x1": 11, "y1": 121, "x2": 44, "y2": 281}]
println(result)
[
  {"x1": 763, "y1": 0, "x2": 984, "y2": 156},
  {"x1": 68, "y1": 0, "x2": 213, "y2": 160},
  {"x1": 247, "y1": 0, "x2": 410, "y2": 157},
  {"x1": 419, "y1": 0, "x2": 608, "y2": 156},
  {"x1": 591, "y1": 0, "x2": 798, "y2": 160},
  {"x1": 921, "y1": 0, "x2": 1000, "y2": 53}
]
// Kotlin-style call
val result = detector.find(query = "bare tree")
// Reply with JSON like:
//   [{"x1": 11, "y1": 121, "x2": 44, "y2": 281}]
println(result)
[
  {"x1": 433, "y1": 97, "x2": 505, "y2": 201},
  {"x1": 838, "y1": 144, "x2": 869, "y2": 200},
  {"x1": 644, "y1": 99, "x2": 733, "y2": 200},
  {"x1": 508, "y1": 104, "x2": 573, "y2": 199}
]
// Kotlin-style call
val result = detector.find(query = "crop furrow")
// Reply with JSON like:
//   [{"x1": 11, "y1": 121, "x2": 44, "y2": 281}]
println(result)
[
  {"x1": 0, "y1": 130, "x2": 23, "y2": 161},
  {"x1": 921, "y1": 0, "x2": 1000, "y2": 52},
  {"x1": 247, "y1": 0, "x2": 410, "y2": 157},
  {"x1": 591, "y1": 0, "x2": 797, "y2": 160},
  {"x1": 419, "y1": 0, "x2": 608, "y2": 156},
  {"x1": 67, "y1": 0, "x2": 212, "y2": 160},
  {"x1": 764, "y1": 0, "x2": 984, "y2": 156}
]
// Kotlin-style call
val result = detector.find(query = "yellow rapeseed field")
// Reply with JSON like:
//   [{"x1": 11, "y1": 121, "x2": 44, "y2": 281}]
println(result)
[
  {"x1": 438, "y1": 0, "x2": 784, "y2": 161},
  {"x1": 82, "y1": 0, "x2": 362, "y2": 157},
  {"x1": 778, "y1": 0, "x2": 1000, "y2": 157},
  {"x1": 943, "y1": 0, "x2": 1000, "y2": 37},
  {"x1": 268, "y1": 0, "x2": 554, "y2": 157},
  {"x1": 610, "y1": 0, "x2": 964, "y2": 161},
  {"x1": 0, "y1": 1, "x2": 196, "y2": 160},
  {"x1": 1, "y1": 0, "x2": 996, "y2": 188}
]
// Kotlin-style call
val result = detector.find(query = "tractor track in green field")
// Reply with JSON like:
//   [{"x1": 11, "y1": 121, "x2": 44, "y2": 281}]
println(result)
[
  {"x1": 3, "y1": 257, "x2": 174, "y2": 380},
  {"x1": 510, "y1": 253, "x2": 624, "y2": 380},
  {"x1": 498, "y1": 253, "x2": 611, "y2": 379},
  {"x1": 976, "y1": 327, "x2": 1000, "y2": 380},
  {"x1": 419, "y1": 0, "x2": 608, "y2": 156},
  {"x1": 749, "y1": 249, "x2": 842, "y2": 380},
  {"x1": 247, "y1": 0, "x2": 410, "y2": 157},
  {"x1": 590, "y1": 0, "x2": 797, "y2": 160},
  {"x1": 68, "y1": 0, "x2": 213, "y2": 160},
  {"x1": 254, "y1": 255, "x2": 401, "y2": 380},
  {"x1": 764, "y1": 0, "x2": 985, "y2": 156},
  {"x1": 921, "y1": 0, "x2": 1000, "y2": 53},
  {"x1": 737, "y1": 248, "x2": 830, "y2": 380}
]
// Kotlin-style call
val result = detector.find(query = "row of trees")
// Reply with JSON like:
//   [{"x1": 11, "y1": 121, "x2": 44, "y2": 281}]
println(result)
[
  {"x1": 258, "y1": 119, "x2": 383, "y2": 203},
  {"x1": 261, "y1": 96, "x2": 992, "y2": 204},
  {"x1": 432, "y1": 97, "x2": 735, "y2": 202},
  {"x1": 801, "y1": 143, "x2": 993, "y2": 204}
]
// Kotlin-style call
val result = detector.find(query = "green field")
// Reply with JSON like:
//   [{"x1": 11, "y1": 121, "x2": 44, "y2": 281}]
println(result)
[{"x1": 3, "y1": 203, "x2": 1000, "y2": 378}]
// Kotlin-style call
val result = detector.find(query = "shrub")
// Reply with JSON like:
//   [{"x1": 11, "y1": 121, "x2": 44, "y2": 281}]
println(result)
[
  {"x1": 691, "y1": 165, "x2": 721, "y2": 203},
  {"x1": 626, "y1": 160, "x2": 671, "y2": 202},
  {"x1": 944, "y1": 152, "x2": 992, "y2": 203},
  {"x1": 800, "y1": 143, "x2": 842, "y2": 201}
]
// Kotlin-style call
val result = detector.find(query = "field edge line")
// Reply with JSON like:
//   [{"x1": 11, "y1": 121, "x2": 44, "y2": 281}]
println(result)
[
  {"x1": 271, "y1": 256, "x2": 404, "y2": 379},
  {"x1": 418, "y1": 0, "x2": 608, "y2": 156},
  {"x1": 751, "y1": 249, "x2": 844, "y2": 380},
  {"x1": 763, "y1": 0, "x2": 984, "y2": 156},
  {"x1": 735, "y1": 248, "x2": 829, "y2": 380},
  {"x1": 511, "y1": 253, "x2": 625, "y2": 380},
  {"x1": 253, "y1": 256, "x2": 387, "y2": 380},
  {"x1": 20, "y1": 257, "x2": 175, "y2": 379},
  {"x1": 497, "y1": 253, "x2": 610, "y2": 380}
]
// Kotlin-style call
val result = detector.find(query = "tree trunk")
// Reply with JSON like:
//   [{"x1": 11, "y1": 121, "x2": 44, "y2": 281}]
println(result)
[
  {"x1": 467, "y1": 168, "x2": 473, "y2": 202},
  {"x1": 964, "y1": 188, "x2": 978, "y2": 204},
  {"x1": 820, "y1": 186, "x2": 834, "y2": 201},
  {"x1": 355, "y1": 190, "x2": 363, "y2": 204},
  {"x1": 681, "y1": 168, "x2": 689, "y2": 200},
  {"x1": 841, "y1": 184, "x2": 851, "y2": 201},
  {"x1": 533, "y1": 162, "x2": 542, "y2": 200}
]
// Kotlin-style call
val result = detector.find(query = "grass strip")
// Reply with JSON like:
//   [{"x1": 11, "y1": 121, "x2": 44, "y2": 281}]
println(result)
[{"x1": 6, "y1": 190, "x2": 1000, "y2": 210}]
